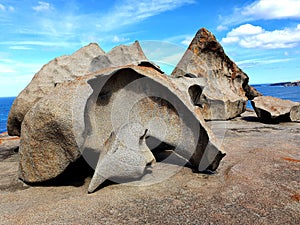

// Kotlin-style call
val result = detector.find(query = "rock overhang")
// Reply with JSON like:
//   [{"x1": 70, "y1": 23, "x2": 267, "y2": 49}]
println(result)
[{"x1": 18, "y1": 64, "x2": 225, "y2": 192}]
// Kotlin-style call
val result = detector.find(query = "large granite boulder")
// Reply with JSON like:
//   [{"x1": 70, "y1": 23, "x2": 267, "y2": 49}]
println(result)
[
  {"x1": 19, "y1": 65, "x2": 225, "y2": 192},
  {"x1": 171, "y1": 28, "x2": 261, "y2": 120},
  {"x1": 7, "y1": 43, "x2": 105, "y2": 136},
  {"x1": 89, "y1": 41, "x2": 161, "y2": 73},
  {"x1": 251, "y1": 96, "x2": 300, "y2": 123},
  {"x1": 8, "y1": 41, "x2": 160, "y2": 137}
]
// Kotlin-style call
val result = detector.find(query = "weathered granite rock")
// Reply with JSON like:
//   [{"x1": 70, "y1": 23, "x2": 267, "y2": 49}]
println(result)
[
  {"x1": 171, "y1": 28, "x2": 261, "y2": 120},
  {"x1": 251, "y1": 96, "x2": 300, "y2": 123},
  {"x1": 89, "y1": 41, "x2": 161, "y2": 73},
  {"x1": 7, "y1": 43, "x2": 105, "y2": 136},
  {"x1": 88, "y1": 128, "x2": 155, "y2": 193},
  {"x1": 7, "y1": 41, "x2": 161, "y2": 137},
  {"x1": 290, "y1": 104, "x2": 300, "y2": 122},
  {"x1": 19, "y1": 65, "x2": 225, "y2": 192}
]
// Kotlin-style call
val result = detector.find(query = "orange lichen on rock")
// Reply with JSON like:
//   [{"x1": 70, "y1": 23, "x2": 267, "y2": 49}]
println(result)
[
  {"x1": 0, "y1": 133, "x2": 20, "y2": 144},
  {"x1": 291, "y1": 193, "x2": 300, "y2": 202},
  {"x1": 0, "y1": 132, "x2": 8, "y2": 137},
  {"x1": 282, "y1": 157, "x2": 300, "y2": 163}
]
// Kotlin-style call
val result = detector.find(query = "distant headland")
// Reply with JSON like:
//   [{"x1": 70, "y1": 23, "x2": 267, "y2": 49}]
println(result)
[{"x1": 270, "y1": 80, "x2": 300, "y2": 87}]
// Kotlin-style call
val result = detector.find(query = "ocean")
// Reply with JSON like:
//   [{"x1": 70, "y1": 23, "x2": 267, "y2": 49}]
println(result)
[
  {"x1": 246, "y1": 84, "x2": 300, "y2": 109},
  {"x1": 0, "y1": 85, "x2": 299, "y2": 133},
  {"x1": 0, "y1": 97, "x2": 15, "y2": 133}
]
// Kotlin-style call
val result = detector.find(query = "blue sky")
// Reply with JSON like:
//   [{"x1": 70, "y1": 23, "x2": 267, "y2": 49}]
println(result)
[{"x1": 0, "y1": 0, "x2": 300, "y2": 97}]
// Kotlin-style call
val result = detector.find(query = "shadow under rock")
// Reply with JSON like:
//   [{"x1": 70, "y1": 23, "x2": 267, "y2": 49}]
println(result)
[
  {"x1": 241, "y1": 116, "x2": 260, "y2": 123},
  {"x1": 27, "y1": 156, "x2": 94, "y2": 187}
]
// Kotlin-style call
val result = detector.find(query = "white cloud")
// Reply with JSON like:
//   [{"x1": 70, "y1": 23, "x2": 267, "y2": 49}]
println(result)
[
  {"x1": 0, "y1": 58, "x2": 45, "y2": 96},
  {"x1": 0, "y1": 64, "x2": 16, "y2": 73},
  {"x1": 33, "y1": 1, "x2": 53, "y2": 12},
  {"x1": 237, "y1": 58, "x2": 293, "y2": 68},
  {"x1": 216, "y1": 25, "x2": 228, "y2": 31},
  {"x1": 181, "y1": 36, "x2": 193, "y2": 46},
  {"x1": 227, "y1": 24, "x2": 263, "y2": 36},
  {"x1": 0, "y1": 3, "x2": 14, "y2": 12},
  {"x1": 9, "y1": 46, "x2": 32, "y2": 50},
  {"x1": 222, "y1": 24, "x2": 300, "y2": 49},
  {"x1": 242, "y1": 0, "x2": 300, "y2": 20},
  {"x1": 236, "y1": 58, "x2": 293, "y2": 69},
  {"x1": 222, "y1": 36, "x2": 239, "y2": 44},
  {"x1": 0, "y1": 4, "x2": 5, "y2": 11},
  {"x1": 9, "y1": 0, "x2": 194, "y2": 45},
  {"x1": 112, "y1": 35, "x2": 129, "y2": 43},
  {"x1": 219, "y1": 0, "x2": 300, "y2": 27},
  {"x1": 0, "y1": 41, "x2": 77, "y2": 48},
  {"x1": 8, "y1": 6, "x2": 14, "y2": 12},
  {"x1": 99, "y1": 0, "x2": 195, "y2": 31}
]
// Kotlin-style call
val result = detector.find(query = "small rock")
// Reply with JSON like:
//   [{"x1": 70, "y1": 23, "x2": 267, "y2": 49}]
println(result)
[
  {"x1": 290, "y1": 104, "x2": 300, "y2": 122},
  {"x1": 251, "y1": 96, "x2": 300, "y2": 123}
]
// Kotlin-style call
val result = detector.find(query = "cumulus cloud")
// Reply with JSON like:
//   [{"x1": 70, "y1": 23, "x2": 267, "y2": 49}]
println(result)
[
  {"x1": 226, "y1": 24, "x2": 263, "y2": 36},
  {"x1": 222, "y1": 24, "x2": 300, "y2": 49},
  {"x1": 219, "y1": 0, "x2": 300, "y2": 27},
  {"x1": 32, "y1": 1, "x2": 53, "y2": 12},
  {"x1": 242, "y1": 0, "x2": 300, "y2": 20}
]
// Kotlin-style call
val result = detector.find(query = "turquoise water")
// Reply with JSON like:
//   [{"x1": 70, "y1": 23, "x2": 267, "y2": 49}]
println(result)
[{"x1": 0, "y1": 85, "x2": 299, "y2": 133}]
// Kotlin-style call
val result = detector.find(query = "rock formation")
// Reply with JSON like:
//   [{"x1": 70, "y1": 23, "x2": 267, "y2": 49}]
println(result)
[
  {"x1": 7, "y1": 43, "x2": 105, "y2": 136},
  {"x1": 9, "y1": 28, "x2": 271, "y2": 192},
  {"x1": 7, "y1": 41, "x2": 161, "y2": 137},
  {"x1": 290, "y1": 104, "x2": 300, "y2": 122},
  {"x1": 251, "y1": 96, "x2": 300, "y2": 123},
  {"x1": 89, "y1": 40, "x2": 161, "y2": 73},
  {"x1": 171, "y1": 28, "x2": 261, "y2": 120},
  {"x1": 19, "y1": 65, "x2": 225, "y2": 193}
]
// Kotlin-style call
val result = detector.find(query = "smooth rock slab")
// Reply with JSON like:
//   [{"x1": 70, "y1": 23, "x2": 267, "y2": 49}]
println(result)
[{"x1": 251, "y1": 96, "x2": 300, "y2": 123}]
